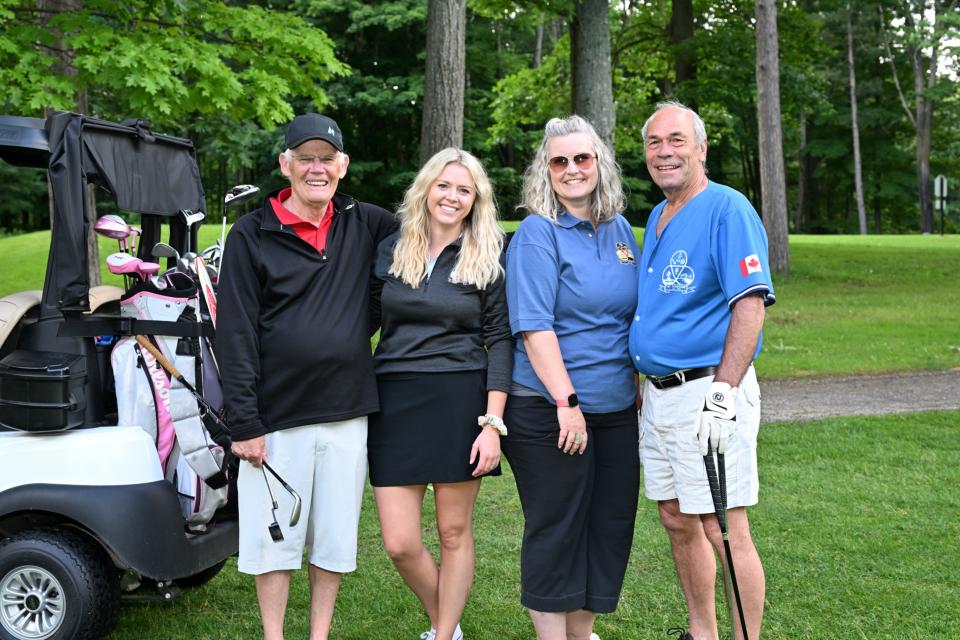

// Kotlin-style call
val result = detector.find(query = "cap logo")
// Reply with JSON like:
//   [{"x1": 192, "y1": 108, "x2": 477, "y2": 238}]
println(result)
[{"x1": 328, "y1": 126, "x2": 336, "y2": 135}]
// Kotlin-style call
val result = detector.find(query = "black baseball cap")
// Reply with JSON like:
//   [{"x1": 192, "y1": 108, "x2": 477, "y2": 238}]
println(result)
[{"x1": 284, "y1": 113, "x2": 344, "y2": 152}]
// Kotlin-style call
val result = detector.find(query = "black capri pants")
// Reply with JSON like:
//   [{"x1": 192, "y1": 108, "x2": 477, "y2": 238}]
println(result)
[{"x1": 502, "y1": 395, "x2": 640, "y2": 613}]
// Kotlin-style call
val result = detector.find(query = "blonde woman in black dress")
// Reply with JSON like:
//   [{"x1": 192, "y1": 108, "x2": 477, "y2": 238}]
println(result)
[{"x1": 369, "y1": 148, "x2": 513, "y2": 640}]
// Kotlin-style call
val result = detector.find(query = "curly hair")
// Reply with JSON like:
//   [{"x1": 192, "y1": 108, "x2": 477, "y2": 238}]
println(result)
[
  {"x1": 519, "y1": 115, "x2": 625, "y2": 224},
  {"x1": 390, "y1": 148, "x2": 504, "y2": 289}
]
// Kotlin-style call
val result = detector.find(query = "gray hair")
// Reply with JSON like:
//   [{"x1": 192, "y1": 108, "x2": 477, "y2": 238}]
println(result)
[
  {"x1": 519, "y1": 115, "x2": 625, "y2": 223},
  {"x1": 641, "y1": 101, "x2": 707, "y2": 147}
]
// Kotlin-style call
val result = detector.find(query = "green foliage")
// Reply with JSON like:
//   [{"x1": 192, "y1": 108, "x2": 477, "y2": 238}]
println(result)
[{"x1": 0, "y1": 0, "x2": 348, "y2": 127}]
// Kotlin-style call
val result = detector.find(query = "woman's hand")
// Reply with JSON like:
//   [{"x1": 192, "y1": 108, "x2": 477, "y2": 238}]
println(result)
[
  {"x1": 557, "y1": 406, "x2": 587, "y2": 455},
  {"x1": 470, "y1": 426, "x2": 502, "y2": 477}
]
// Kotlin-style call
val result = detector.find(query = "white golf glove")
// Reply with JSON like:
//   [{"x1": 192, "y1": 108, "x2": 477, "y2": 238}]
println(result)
[{"x1": 698, "y1": 382, "x2": 738, "y2": 455}]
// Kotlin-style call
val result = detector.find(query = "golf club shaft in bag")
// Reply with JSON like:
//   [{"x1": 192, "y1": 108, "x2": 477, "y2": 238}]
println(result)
[
  {"x1": 135, "y1": 335, "x2": 230, "y2": 445},
  {"x1": 703, "y1": 450, "x2": 750, "y2": 640}
]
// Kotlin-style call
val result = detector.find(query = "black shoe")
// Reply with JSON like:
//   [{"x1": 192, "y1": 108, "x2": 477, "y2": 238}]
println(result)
[{"x1": 667, "y1": 629, "x2": 694, "y2": 640}]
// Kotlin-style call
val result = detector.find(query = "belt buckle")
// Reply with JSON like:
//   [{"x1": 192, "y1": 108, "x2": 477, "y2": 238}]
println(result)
[{"x1": 674, "y1": 369, "x2": 686, "y2": 385}]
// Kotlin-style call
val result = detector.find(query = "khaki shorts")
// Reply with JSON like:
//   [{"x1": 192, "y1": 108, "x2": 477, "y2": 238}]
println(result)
[
  {"x1": 237, "y1": 417, "x2": 367, "y2": 575},
  {"x1": 640, "y1": 366, "x2": 761, "y2": 514}
]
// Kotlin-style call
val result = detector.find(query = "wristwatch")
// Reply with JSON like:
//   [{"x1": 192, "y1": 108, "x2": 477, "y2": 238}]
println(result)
[{"x1": 555, "y1": 393, "x2": 579, "y2": 408}]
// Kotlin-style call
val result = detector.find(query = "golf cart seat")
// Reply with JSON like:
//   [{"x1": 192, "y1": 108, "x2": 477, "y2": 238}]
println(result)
[
  {"x1": 87, "y1": 284, "x2": 124, "y2": 312},
  {"x1": 0, "y1": 290, "x2": 42, "y2": 351}
]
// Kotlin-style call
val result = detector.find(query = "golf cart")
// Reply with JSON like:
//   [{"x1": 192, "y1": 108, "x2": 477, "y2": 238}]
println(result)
[{"x1": 0, "y1": 113, "x2": 238, "y2": 640}]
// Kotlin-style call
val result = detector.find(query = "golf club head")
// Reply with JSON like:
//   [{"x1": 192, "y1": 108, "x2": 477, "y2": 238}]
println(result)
[
  {"x1": 180, "y1": 209, "x2": 206, "y2": 227},
  {"x1": 289, "y1": 494, "x2": 302, "y2": 527},
  {"x1": 151, "y1": 242, "x2": 180, "y2": 261},
  {"x1": 224, "y1": 184, "x2": 260, "y2": 207},
  {"x1": 206, "y1": 264, "x2": 219, "y2": 283},
  {"x1": 150, "y1": 275, "x2": 168, "y2": 290},
  {"x1": 178, "y1": 256, "x2": 194, "y2": 275},
  {"x1": 268, "y1": 521, "x2": 284, "y2": 543},
  {"x1": 106, "y1": 252, "x2": 143, "y2": 276},
  {"x1": 137, "y1": 261, "x2": 160, "y2": 281},
  {"x1": 94, "y1": 214, "x2": 131, "y2": 240}
]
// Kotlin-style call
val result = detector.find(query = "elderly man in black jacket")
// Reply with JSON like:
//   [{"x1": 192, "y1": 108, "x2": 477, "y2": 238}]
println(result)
[{"x1": 218, "y1": 114, "x2": 395, "y2": 640}]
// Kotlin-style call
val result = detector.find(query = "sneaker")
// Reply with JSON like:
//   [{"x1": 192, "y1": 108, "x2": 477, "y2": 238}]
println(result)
[
  {"x1": 666, "y1": 629, "x2": 693, "y2": 640},
  {"x1": 421, "y1": 624, "x2": 463, "y2": 640}
]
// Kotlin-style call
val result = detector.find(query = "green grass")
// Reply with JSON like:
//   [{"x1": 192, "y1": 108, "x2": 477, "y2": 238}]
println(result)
[
  {"x1": 107, "y1": 410, "x2": 960, "y2": 640},
  {"x1": 2, "y1": 230, "x2": 957, "y2": 379}
]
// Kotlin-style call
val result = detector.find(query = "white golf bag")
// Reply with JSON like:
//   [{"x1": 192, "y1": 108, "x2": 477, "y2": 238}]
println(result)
[{"x1": 111, "y1": 275, "x2": 227, "y2": 528}]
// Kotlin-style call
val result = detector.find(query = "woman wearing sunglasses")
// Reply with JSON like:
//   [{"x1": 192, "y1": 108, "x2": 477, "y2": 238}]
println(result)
[
  {"x1": 368, "y1": 148, "x2": 513, "y2": 640},
  {"x1": 502, "y1": 116, "x2": 640, "y2": 640}
]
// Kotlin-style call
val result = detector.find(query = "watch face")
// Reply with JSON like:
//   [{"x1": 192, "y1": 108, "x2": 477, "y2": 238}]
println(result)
[{"x1": 567, "y1": 393, "x2": 579, "y2": 408}]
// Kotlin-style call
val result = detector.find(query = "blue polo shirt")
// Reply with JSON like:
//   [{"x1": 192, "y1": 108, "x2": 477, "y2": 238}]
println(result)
[
  {"x1": 507, "y1": 212, "x2": 639, "y2": 413},
  {"x1": 629, "y1": 182, "x2": 775, "y2": 377}
]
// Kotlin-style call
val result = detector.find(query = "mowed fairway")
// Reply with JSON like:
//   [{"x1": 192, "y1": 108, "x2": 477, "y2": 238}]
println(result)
[
  {"x1": 1, "y1": 230, "x2": 957, "y2": 379},
  {"x1": 105, "y1": 410, "x2": 960, "y2": 640}
]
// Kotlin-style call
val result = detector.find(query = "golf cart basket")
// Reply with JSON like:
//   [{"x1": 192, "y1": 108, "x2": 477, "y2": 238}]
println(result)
[{"x1": 0, "y1": 112, "x2": 205, "y2": 317}]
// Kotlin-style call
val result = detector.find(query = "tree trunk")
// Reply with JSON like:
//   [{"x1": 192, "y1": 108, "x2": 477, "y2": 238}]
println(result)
[
  {"x1": 795, "y1": 113, "x2": 807, "y2": 232},
  {"x1": 534, "y1": 18, "x2": 544, "y2": 69},
  {"x1": 39, "y1": 0, "x2": 101, "y2": 286},
  {"x1": 847, "y1": 4, "x2": 867, "y2": 235},
  {"x1": 420, "y1": 0, "x2": 466, "y2": 164},
  {"x1": 670, "y1": 0, "x2": 697, "y2": 108},
  {"x1": 754, "y1": 0, "x2": 789, "y2": 274},
  {"x1": 571, "y1": 0, "x2": 615, "y2": 146}
]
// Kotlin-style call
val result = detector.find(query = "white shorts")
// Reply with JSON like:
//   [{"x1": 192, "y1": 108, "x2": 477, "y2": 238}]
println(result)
[
  {"x1": 640, "y1": 366, "x2": 761, "y2": 515},
  {"x1": 237, "y1": 417, "x2": 368, "y2": 575}
]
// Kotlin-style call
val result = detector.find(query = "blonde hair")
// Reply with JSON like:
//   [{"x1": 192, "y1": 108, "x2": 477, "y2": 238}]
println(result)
[
  {"x1": 519, "y1": 115, "x2": 625, "y2": 224},
  {"x1": 390, "y1": 148, "x2": 504, "y2": 289}
]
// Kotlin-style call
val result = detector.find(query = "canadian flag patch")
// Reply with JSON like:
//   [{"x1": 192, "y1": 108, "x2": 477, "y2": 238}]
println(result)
[{"x1": 739, "y1": 254, "x2": 762, "y2": 276}]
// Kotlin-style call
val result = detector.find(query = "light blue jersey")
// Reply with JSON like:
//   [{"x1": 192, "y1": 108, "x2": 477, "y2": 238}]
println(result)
[
  {"x1": 629, "y1": 182, "x2": 775, "y2": 377},
  {"x1": 508, "y1": 212, "x2": 639, "y2": 413}
]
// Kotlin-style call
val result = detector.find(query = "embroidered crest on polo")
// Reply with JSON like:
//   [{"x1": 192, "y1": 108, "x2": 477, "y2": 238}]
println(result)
[
  {"x1": 615, "y1": 242, "x2": 635, "y2": 264},
  {"x1": 739, "y1": 254, "x2": 762, "y2": 276},
  {"x1": 659, "y1": 250, "x2": 696, "y2": 294}
]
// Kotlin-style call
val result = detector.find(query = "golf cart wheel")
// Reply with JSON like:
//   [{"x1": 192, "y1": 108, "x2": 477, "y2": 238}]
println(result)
[
  {"x1": 175, "y1": 559, "x2": 227, "y2": 589},
  {"x1": 0, "y1": 529, "x2": 118, "y2": 640}
]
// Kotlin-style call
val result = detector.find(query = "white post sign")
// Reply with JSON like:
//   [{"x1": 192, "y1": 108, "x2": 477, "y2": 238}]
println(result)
[{"x1": 934, "y1": 174, "x2": 947, "y2": 206}]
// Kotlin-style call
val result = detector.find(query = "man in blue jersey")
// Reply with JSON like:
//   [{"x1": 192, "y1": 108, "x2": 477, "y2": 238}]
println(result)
[{"x1": 629, "y1": 102, "x2": 775, "y2": 640}]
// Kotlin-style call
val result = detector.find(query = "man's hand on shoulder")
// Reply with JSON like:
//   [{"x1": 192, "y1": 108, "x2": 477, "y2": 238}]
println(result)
[
  {"x1": 698, "y1": 381, "x2": 737, "y2": 455},
  {"x1": 232, "y1": 435, "x2": 267, "y2": 467}
]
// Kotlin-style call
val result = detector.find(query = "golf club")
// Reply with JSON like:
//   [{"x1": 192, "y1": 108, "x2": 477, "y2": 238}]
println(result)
[
  {"x1": 134, "y1": 335, "x2": 229, "y2": 443},
  {"x1": 262, "y1": 462, "x2": 302, "y2": 527},
  {"x1": 703, "y1": 448, "x2": 749, "y2": 640},
  {"x1": 106, "y1": 252, "x2": 159, "y2": 289},
  {"x1": 262, "y1": 466, "x2": 284, "y2": 542},
  {"x1": 179, "y1": 209, "x2": 206, "y2": 255},
  {"x1": 221, "y1": 184, "x2": 261, "y2": 250}
]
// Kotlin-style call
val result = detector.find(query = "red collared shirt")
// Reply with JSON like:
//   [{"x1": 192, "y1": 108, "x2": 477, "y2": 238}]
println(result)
[{"x1": 269, "y1": 187, "x2": 335, "y2": 253}]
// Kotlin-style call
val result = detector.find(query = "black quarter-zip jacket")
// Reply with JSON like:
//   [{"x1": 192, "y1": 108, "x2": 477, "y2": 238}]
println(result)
[{"x1": 217, "y1": 190, "x2": 397, "y2": 441}]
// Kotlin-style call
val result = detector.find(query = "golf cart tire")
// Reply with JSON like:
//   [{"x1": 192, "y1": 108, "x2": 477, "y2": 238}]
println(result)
[
  {"x1": 174, "y1": 558, "x2": 227, "y2": 589},
  {"x1": 0, "y1": 528, "x2": 119, "y2": 640}
]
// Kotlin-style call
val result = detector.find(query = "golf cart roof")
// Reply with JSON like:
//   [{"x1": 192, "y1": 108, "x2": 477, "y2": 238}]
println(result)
[{"x1": 0, "y1": 112, "x2": 205, "y2": 313}]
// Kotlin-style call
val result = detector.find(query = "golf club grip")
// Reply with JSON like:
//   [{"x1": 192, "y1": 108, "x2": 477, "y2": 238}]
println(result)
[
  {"x1": 702, "y1": 453, "x2": 728, "y2": 532},
  {"x1": 718, "y1": 452, "x2": 728, "y2": 511},
  {"x1": 135, "y1": 335, "x2": 185, "y2": 382}
]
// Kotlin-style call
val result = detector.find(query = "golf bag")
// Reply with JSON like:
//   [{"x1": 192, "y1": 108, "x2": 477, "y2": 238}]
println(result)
[{"x1": 110, "y1": 274, "x2": 227, "y2": 528}]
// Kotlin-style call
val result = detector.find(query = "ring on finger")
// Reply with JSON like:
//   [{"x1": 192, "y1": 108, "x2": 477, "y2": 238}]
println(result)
[{"x1": 574, "y1": 433, "x2": 583, "y2": 444}]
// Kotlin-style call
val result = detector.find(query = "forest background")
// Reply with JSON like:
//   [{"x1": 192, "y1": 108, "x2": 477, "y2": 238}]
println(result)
[{"x1": 1, "y1": 0, "x2": 958, "y2": 241}]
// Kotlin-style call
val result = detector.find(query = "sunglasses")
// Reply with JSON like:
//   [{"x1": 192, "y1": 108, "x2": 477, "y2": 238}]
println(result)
[
  {"x1": 261, "y1": 462, "x2": 303, "y2": 542},
  {"x1": 548, "y1": 153, "x2": 596, "y2": 172}
]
